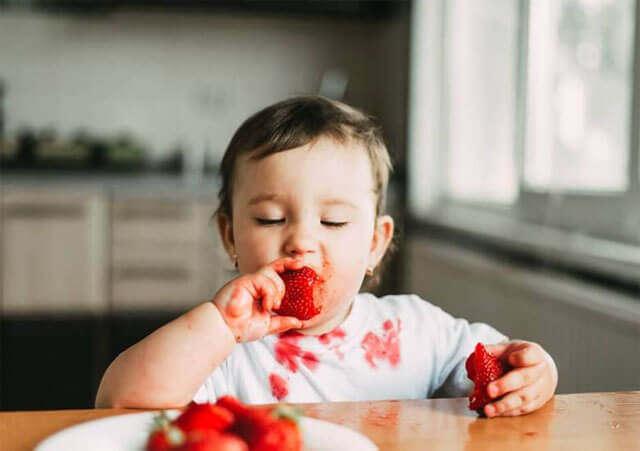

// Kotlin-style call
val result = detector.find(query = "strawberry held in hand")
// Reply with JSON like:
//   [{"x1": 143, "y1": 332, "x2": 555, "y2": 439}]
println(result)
[
  {"x1": 275, "y1": 266, "x2": 319, "y2": 321},
  {"x1": 466, "y1": 342, "x2": 506, "y2": 414}
]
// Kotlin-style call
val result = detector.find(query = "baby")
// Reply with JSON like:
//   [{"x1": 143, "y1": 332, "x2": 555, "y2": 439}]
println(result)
[{"x1": 96, "y1": 96, "x2": 557, "y2": 418}]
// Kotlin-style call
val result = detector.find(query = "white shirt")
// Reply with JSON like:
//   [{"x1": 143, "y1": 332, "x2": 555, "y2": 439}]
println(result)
[{"x1": 194, "y1": 293, "x2": 507, "y2": 405}]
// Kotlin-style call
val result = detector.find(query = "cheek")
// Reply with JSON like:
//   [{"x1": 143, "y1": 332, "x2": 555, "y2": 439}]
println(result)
[
  {"x1": 233, "y1": 222, "x2": 280, "y2": 272},
  {"x1": 318, "y1": 228, "x2": 371, "y2": 299},
  {"x1": 329, "y1": 226, "x2": 372, "y2": 270}
]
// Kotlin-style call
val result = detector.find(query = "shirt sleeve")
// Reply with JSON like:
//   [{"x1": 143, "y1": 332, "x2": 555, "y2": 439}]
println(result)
[
  {"x1": 192, "y1": 359, "x2": 233, "y2": 404},
  {"x1": 428, "y1": 304, "x2": 508, "y2": 398}
]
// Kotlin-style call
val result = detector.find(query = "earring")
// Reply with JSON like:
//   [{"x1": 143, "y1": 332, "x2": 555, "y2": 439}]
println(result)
[
  {"x1": 231, "y1": 254, "x2": 238, "y2": 269},
  {"x1": 366, "y1": 266, "x2": 374, "y2": 276}
]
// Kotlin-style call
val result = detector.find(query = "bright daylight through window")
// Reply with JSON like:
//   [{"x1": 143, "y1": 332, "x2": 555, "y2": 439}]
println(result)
[{"x1": 409, "y1": 0, "x2": 640, "y2": 284}]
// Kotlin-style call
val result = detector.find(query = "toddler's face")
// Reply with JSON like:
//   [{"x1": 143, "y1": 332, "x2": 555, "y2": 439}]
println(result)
[{"x1": 220, "y1": 136, "x2": 392, "y2": 332}]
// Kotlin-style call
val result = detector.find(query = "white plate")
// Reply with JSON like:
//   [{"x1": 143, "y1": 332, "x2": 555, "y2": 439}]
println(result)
[{"x1": 35, "y1": 410, "x2": 378, "y2": 451}]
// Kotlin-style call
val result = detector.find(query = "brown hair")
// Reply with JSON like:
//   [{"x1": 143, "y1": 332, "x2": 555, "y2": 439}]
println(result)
[{"x1": 215, "y1": 95, "x2": 392, "y2": 220}]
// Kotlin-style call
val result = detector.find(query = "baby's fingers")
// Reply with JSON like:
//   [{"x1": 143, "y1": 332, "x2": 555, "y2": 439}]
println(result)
[
  {"x1": 268, "y1": 316, "x2": 303, "y2": 335},
  {"x1": 506, "y1": 342, "x2": 545, "y2": 368},
  {"x1": 487, "y1": 363, "x2": 545, "y2": 398},
  {"x1": 253, "y1": 274, "x2": 281, "y2": 313},
  {"x1": 499, "y1": 401, "x2": 539, "y2": 417},
  {"x1": 485, "y1": 379, "x2": 542, "y2": 417},
  {"x1": 268, "y1": 257, "x2": 305, "y2": 274}
]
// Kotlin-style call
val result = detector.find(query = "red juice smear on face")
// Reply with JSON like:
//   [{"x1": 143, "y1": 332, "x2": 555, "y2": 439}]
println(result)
[
  {"x1": 269, "y1": 373, "x2": 288, "y2": 400},
  {"x1": 310, "y1": 259, "x2": 335, "y2": 317},
  {"x1": 361, "y1": 319, "x2": 402, "y2": 368}
]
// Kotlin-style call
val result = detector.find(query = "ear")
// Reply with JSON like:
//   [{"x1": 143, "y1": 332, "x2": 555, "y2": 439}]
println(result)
[
  {"x1": 368, "y1": 215, "x2": 394, "y2": 270},
  {"x1": 216, "y1": 213, "x2": 236, "y2": 263}
]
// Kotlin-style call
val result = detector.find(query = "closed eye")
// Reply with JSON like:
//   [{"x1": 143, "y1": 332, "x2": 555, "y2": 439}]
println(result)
[
  {"x1": 255, "y1": 218, "x2": 285, "y2": 226},
  {"x1": 321, "y1": 221, "x2": 348, "y2": 228}
]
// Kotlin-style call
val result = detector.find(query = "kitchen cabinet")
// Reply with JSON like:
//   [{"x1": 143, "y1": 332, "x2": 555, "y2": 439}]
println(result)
[
  {"x1": 110, "y1": 197, "x2": 230, "y2": 311},
  {"x1": 0, "y1": 181, "x2": 232, "y2": 409},
  {"x1": 0, "y1": 189, "x2": 108, "y2": 314}
]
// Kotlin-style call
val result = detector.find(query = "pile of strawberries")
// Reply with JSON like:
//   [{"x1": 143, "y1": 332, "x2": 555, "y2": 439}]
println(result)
[{"x1": 146, "y1": 396, "x2": 302, "y2": 451}]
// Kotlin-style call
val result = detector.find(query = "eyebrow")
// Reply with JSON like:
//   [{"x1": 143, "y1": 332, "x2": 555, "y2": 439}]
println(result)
[
  {"x1": 321, "y1": 198, "x2": 359, "y2": 209},
  {"x1": 247, "y1": 194, "x2": 359, "y2": 210},
  {"x1": 247, "y1": 193, "x2": 283, "y2": 206}
]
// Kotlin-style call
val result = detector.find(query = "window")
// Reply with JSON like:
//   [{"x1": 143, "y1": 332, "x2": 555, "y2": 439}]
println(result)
[
  {"x1": 409, "y1": 0, "x2": 640, "y2": 284},
  {"x1": 525, "y1": 0, "x2": 634, "y2": 192}
]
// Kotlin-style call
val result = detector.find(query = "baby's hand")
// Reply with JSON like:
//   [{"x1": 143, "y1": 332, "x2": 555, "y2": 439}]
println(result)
[
  {"x1": 213, "y1": 257, "x2": 304, "y2": 343},
  {"x1": 482, "y1": 341, "x2": 558, "y2": 418}
]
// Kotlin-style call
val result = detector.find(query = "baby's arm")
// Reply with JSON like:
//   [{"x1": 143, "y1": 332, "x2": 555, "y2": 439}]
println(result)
[
  {"x1": 95, "y1": 302, "x2": 234, "y2": 409},
  {"x1": 482, "y1": 341, "x2": 558, "y2": 417},
  {"x1": 95, "y1": 258, "x2": 303, "y2": 409}
]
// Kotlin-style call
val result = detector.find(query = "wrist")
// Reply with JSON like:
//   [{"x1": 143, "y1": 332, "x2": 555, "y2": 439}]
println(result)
[{"x1": 207, "y1": 301, "x2": 238, "y2": 345}]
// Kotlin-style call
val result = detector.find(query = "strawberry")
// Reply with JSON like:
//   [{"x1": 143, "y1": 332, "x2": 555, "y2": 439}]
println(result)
[
  {"x1": 174, "y1": 402, "x2": 234, "y2": 433},
  {"x1": 465, "y1": 343, "x2": 506, "y2": 414},
  {"x1": 252, "y1": 418, "x2": 301, "y2": 451},
  {"x1": 146, "y1": 426, "x2": 184, "y2": 451},
  {"x1": 179, "y1": 429, "x2": 248, "y2": 451},
  {"x1": 275, "y1": 266, "x2": 319, "y2": 320},
  {"x1": 216, "y1": 396, "x2": 269, "y2": 441},
  {"x1": 216, "y1": 397, "x2": 302, "y2": 451},
  {"x1": 146, "y1": 430, "x2": 173, "y2": 451},
  {"x1": 251, "y1": 407, "x2": 302, "y2": 451},
  {"x1": 146, "y1": 414, "x2": 185, "y2": 451},
  {"x1": 215, "y1": 396, "x2": 251, "y2": 419}
]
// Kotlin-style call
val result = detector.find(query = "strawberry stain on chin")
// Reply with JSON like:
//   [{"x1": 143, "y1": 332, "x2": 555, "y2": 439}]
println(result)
[
  {"x1": 361, "y1": 319, "x2": 402, "y2": 368},
  {"x1": 269, "y1": 373, "x2": 289, "y2": 400},
  {"x1": 309, "y1": 260, "x2": 335, "y2": 321},
  {"x1": 274, "y1": 332, "x2": 319, "y2": 372}
]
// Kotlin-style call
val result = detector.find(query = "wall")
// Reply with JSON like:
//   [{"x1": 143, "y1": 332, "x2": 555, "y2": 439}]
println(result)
[
  {"x1": 404, "y1": 236, "x2": 640, "y2": 394},
  {"x1": 0, "y1": 9, "x2": 409, "y2": 163}
]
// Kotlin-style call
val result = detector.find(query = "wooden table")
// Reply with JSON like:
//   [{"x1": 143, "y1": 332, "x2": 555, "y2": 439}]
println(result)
[{"x1": 1, "y1": 392, "x2": 639, "y2": 450}]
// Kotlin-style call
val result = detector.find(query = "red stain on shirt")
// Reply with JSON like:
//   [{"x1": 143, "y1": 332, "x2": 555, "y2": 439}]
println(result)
[
  {"x1": 318, "y1": 327, "x2": 346, "y2": 345},
  {"x1": 318, "y1": 327, "x2": 347, "y2": 360},
  {"x1": 361, "y1": 319, "x2": 402, "y2": 368},
  {"x1": 301, "y1": 351, "x2": 319, "y2": 370},
  {"x1": 275, "y1": 332, "x2": 319, "y2": 373},
  {"x1": 269, "y1": 373, "x2": 288, "y2": 400}
]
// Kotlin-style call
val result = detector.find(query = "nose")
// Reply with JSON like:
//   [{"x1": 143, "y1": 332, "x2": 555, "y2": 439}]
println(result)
[{"x1": 283, "y1": 220, "x2": 318, "y2": 258}]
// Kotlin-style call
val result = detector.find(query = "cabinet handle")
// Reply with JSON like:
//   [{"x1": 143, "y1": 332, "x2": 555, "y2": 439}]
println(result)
[{"x1": 3, "y1": 204, "x2": 84, "y2": 219}]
